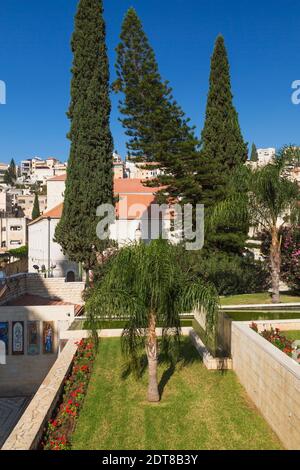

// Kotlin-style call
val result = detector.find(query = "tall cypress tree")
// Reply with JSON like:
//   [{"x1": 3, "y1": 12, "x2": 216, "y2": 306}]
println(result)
[
  {"x1": 55, "y1": 0, "x2": 113, "y2": 276},
  {"x1": 198, "y1": 35, "x2": 248, "y2": 253},
  {"x1": 250, "y1": 143, "x2": 259, "y2": 162},
  {"x1": 113, "y1": 8, "x2": 201, "y2": 203},
  {"x1": 32, "y1": 193, "x2": 40, "y2": 220}
]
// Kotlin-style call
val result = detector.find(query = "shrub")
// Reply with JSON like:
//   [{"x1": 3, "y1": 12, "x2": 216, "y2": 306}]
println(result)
[
  {"x1": 184, "y1": 250, "x2": 269, "y2": 296},
  {"x1": 8, "y1": 245, "x2": 28, "y2": 259},
  {"x1": 42, "y1": 339, "x2": 96, "y2": 451}
]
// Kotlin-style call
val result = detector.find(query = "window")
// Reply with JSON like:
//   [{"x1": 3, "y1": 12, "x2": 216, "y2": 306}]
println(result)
[
  {"x1": 1, "y1": 242, "x2": 6, "y2": 248},
  {"x1": 10, "y1": 226, "x2": 22, "y2": 231},
  {"x1": 1, "y1": 227, "x2": 6, "y2": 232},
  {"x1": 10, "y1": 240, "x2": 21, "y2": 246}
]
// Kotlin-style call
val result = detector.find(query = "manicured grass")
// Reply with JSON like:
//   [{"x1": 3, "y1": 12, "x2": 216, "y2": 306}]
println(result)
[
  {"x1": 282, "y1": 330, "x2": 300, "y2": 342},
  {"x1": 71, "y1": 338, "x2": 283, "y2": 450},
  {"x1": 221, "y1": 292, "x2": 300, "y2": 306}
]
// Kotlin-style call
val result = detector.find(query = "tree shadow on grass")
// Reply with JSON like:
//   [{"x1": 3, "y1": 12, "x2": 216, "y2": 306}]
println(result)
[
  {"x1": 158, "y1": 339, "x2": 200, "y2": 399},
  {"x1": 119, "y1": 338, "x2": 213, "y2": 400}
]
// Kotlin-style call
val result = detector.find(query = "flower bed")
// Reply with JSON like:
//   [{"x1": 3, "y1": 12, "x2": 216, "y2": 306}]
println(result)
[
  {"x1": 42, "y1": 338, "x2": 96, "y2": 451},
  {"x1": 250, "y1": 322, "x2": 300, "y2": 363}
]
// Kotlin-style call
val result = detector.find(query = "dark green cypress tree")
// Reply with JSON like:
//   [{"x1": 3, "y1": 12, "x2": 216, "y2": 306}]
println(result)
[
  {"x1": 198, "y1": 35, "x2": 248, "y2": 253},
  {"x1": 32, "y1": 193, "x2": 40, "y2": 220},
  {"x1": 4, "y1": 158, "x2": 17, "y2": 186},
  {"x1": 55, "y1": 0, "x2": 113, "y2": 276},
  {"x1": 113, "y1": 8, "x2": 201, "y2": 203},
  {"x1": 250, "y1": 143, "x2": 259, "y2": 162}
]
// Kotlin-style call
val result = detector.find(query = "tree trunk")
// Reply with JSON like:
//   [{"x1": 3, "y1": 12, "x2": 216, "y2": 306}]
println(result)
[
  {"x1": 270, "y1": 227, "x2": 281, "y2": 304},
  {"x1": 146, "y1": 311, "x2": 160, "y2": 403}
]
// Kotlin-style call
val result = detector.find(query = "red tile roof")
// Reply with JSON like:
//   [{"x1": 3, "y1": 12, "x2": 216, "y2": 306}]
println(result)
[{"x1": 47, "y1": 174, "x2": 67, "y2": 182}]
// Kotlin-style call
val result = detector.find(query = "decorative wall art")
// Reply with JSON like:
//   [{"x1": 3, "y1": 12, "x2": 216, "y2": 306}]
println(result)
[
  {"x1": 43, "y1": 322, "x2": 54, "y2": 354},
  {"x1": 0, "y1": 322, "x2": 9, "y2": 355},
  {"x1": 27, "y1": 321, "x2": 40, "y2": 355},
  {"x1": 12, "y1": 321, "x2": 24, "y2": 355}
]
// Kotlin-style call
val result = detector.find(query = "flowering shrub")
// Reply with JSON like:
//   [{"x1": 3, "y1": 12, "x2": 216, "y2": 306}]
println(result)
[
  {"x1": 42, "y1": 339, "x2": 96, "y2": 451},
  {"x1": 261, "y1": 226, "x2": 300, "y2": 291},
  {"x1": 250, "y1": 323, "x2": 300, "y2": 362}
]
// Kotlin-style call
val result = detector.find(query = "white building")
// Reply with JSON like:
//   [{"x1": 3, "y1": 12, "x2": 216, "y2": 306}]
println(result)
[
  {"x1": 46, "y1": 175, "x2": 66, "y2": 211},
  {"x1": 125, "y1": 160, "x2": 163, "y2": 180},
  {"x1": 0, "y1": 216, "x2": 28, "y2": 251},
  {"x1": 28, "y1": 203, "x2": 79, "y2": 279},
  {"x1": 28, "y1": 176, "x2": 176, "y2": 278},
  {"x1": 257, "y1": 148, "x2": 276, "y2": 166}
]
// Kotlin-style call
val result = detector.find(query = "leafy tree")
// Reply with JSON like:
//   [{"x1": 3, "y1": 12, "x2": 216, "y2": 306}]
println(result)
[
  {"x1": 32, "y1": 193, "x2": 41, "y2": 220},
  {"x1": 55, "y1": 0, "x2": 114, "y2": 281},
  {"x1": 113, "y1": 7, "x2": 201, "y2": 203},
  {"x1": 250, "y1": 143, "x2": 259, "y2": 162},
  {"x1": 87, "y1": 239, "x2": 218, "y2": 402},
  {"x1": 211, "y1": 147, "x2": 300, "y2": 303},
  {"x1": 198, "y1": 36, "x2": 248, "y2": 253}
]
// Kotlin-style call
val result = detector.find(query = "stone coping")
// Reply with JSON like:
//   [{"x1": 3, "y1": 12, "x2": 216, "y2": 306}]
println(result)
[
  {"x1": 1, "y1": 339, "x2": 78, "y2": 451},
  {"x1": 189, "y1": 330, "x2": 232, "y2": 370},
  {"x1": 232, "y1": 321, "x2": 300, "y2": 379},
  {"x1": 221, "y1": 303, "x2": 300, "y2": 310},
  {"x1": 61, "y1": 327, "x2": 193, "y2": 340}
]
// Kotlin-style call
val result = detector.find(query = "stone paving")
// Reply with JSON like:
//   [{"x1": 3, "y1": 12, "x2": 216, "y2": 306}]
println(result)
[{"x1": 0, "y1": 397, "x2": 30, "y2": 448}]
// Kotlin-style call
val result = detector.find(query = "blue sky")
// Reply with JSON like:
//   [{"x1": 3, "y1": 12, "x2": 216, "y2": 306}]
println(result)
[{"x1": 0, "y1": 0, "x2": 299, "y2": 163}]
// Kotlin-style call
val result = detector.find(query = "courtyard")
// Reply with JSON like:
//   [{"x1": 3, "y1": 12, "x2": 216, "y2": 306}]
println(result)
[{"x1": 71, "y1": 338, "x2": 282, "y2": 450}]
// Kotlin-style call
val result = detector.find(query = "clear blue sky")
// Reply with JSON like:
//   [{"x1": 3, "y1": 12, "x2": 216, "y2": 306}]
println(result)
[{"x1": 0, "y1": 0, "x2": 299, "y2": 163}]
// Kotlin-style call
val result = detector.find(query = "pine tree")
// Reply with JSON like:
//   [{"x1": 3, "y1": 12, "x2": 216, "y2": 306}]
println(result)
[
  {"x1": 32, "y1": 193, "x2": 40, "y2": 220},
  {"x1": 250, "y1": 143, "x2": 259, "y2": 162},
  {"x1": 198, "y1": 35, "x2": 248, "y2": 253},
  {"x1": 113, "y1": 8, "x2": 200, "y2": 203},
  {"x1": 55, "y1": 0, "x2": 113, "y2": 277}
]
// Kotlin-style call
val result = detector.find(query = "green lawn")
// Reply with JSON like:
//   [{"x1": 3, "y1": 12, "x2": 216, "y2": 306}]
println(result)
[
  {"x1": 282, "y1": 330, "x2": 300, "y2": 342},
  {"x1": 221, "y1": 292, "x2": 300, "y2": 306},
  {"x1": 71, "y1": 338, "x2": 283, "y2": 450}
]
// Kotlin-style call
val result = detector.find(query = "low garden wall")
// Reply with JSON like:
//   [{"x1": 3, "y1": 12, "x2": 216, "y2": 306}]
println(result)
[
  {"x1": 232, "y1": 320, "x2": 300, "y2": 450},
  {"x1": 2, "y1": 340, "x2": 78, "y2": 450}
]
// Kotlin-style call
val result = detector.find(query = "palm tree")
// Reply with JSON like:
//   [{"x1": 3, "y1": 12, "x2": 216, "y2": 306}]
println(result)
[
  {"x1": 211, "y1": 147, "x2": 300, "y2": 303},
  {"x1": 86, "y1": 239, "x2": 219, "y2": 402}
]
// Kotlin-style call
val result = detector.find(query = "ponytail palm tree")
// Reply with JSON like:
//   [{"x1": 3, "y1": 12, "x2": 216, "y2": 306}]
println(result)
[
  {"x1": 86, "y1": 239, "x2": 219, "y2": 403},
  {"x1": 211, "y1": 147, "x2": 300, "y2": 303}
]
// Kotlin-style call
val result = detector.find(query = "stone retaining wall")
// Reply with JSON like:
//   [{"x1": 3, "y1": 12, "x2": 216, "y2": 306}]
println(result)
[
  {"x1": 232, "y1": 320, "x2": 300, "y2": 450},
  {"x1": 0, "y1": 273, "x2": 84, "y2": 305}
]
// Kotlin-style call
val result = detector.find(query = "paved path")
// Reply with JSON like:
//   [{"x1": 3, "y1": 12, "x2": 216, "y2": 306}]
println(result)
[{"x1": 0, "y1": 397, "x2": 30, "y2": 448}]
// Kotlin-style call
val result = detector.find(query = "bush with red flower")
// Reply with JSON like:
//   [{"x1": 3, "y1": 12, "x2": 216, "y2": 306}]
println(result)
[
  {"x1": 250, "y1": 323, "x2": 299, "y2": 361},
  {"x1": 42, "y1": 338, "x2": 96, "y2": 451}
]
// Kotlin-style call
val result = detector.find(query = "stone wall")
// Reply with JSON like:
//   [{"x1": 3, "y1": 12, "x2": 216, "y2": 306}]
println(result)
[
  {"x1": 0, "y1": 273, "x2": 84, "y2": 305},
  {"x1": 2, "y1": 339, "x2": 78, "y2": 450},
  {"x1": 232, "y1": 320, "x2": 300, "y2": 450}
]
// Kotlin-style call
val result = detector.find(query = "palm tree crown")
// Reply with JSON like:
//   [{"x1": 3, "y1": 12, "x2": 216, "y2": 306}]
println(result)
[{"x1": 87, "y1": 239, "x2": 219, "y2": 402}]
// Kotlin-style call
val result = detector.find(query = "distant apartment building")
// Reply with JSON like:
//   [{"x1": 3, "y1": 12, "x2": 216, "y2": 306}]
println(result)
[
  {"x1": 16, "y1": 194, "x2": 47, "y2": 219},
  {"x1": 257, "y1": 148, "x2": 276, "y2": 166},
  {"x1": 0, "y1": 162, "x2": 9, "y2": 183},
  {"x1": 0, "y1": 216, "x2": 27, "y2": 251},
  {"x1": 20, "y1": 157, "x2": 67, "y2": 183},
  {"x1": 113, "y1": 152, "x2": 125, "y2": 179},
  {"x1": 125, "y1": 160, "x2": 163, "y2": 179}
]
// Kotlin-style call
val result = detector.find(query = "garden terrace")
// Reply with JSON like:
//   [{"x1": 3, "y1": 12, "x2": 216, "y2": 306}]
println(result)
[{"x1": 71, "y1": 338, "x2": 282, "y2": 450}]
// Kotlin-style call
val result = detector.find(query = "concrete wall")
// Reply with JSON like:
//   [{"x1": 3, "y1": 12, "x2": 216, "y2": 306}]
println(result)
[
  {"x1": 232, "y1": 320, "x2": 300, "y2": 450},
  {"x1": 0, "y1": 274, "x2": 84, "y2": 305},
  {"x1": 46, "y1": 180, "x2": 65, "y2": 211},
  {"x1": 0, "y1": 306, "x2": 75, "y2": 396}
]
